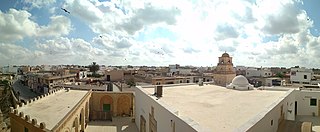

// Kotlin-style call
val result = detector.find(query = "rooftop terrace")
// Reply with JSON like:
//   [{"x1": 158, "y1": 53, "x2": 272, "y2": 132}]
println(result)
[
  {"x1": 17, "y1": 89, "x2": 88, "y2": 130},
  {"x1": 142, "y1": 84, "x2": 291, "y2": 131}
]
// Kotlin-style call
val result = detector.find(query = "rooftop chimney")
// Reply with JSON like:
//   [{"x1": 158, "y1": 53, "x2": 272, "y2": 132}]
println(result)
[{"x1": 154, "y1": 85, "x2": 163, "y2": 97}]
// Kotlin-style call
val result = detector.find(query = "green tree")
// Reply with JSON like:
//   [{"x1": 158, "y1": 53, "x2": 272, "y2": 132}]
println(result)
[
  {"x1": 0, "y1": 80, "x2": 10, "y2": 95},
  {"x1": 276, "y1": 72, "x2": 284, "y2": 78},
  {"x1": 126, "y1": 77, "x2": 136, "y2": 87},
  {"x1": 0, "y1": 79, "x2": 13, "y2": 120},
  {"x1": 89, "y1": 62, "x2": 100, "y2": 76}
]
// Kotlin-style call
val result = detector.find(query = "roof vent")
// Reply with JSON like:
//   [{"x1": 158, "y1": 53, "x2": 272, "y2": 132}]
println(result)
[
  {"x1": 154, "y1": 85, "x2": 163, "y2": 97},
  {"x1": 198, "y1": 78, "x2": 203, "y2": 86}
]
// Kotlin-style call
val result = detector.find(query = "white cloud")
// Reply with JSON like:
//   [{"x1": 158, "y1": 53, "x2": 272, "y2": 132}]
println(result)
[
  {"x1": 0, "y1": 9, "x2": 37, "y2": 42},
  {"x1": 255, "y1": 0, "x2": 312, "y2": 35},
  {"x1": 64, "y1": 0, "x2": 104, "y2": 23},
  {"x1": 38, "y1": 15, "x2": 72, "y2": 37},
  {"x1": 24, "y1": 0, "x2": 56, "y2": 9},
  {"x1": 3, "y1": 0, "x2": 320, "y2": 68},
  {"x1": 0, "y1": 43, "x2": 43, "y2": 65},
  {"x1": 0, "y1": 9, "x2": 72, "y2": 42}
]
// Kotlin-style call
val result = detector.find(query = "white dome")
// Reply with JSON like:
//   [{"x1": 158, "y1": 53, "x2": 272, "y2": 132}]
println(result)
[
  {"x1": 231, "y1": 75, "x2": 249, "y2": 86},
  {"x1": 227, "y1": 75, "x2": 254, "y2": 90}
]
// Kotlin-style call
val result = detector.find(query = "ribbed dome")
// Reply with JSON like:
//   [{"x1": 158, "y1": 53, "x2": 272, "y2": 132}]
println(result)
[
  {"x1": 222, "y1": 53, "x2": 230, "y2": 57},
  {"x1": 231, "y1": 75, "x2": 249, "y2": 86}
]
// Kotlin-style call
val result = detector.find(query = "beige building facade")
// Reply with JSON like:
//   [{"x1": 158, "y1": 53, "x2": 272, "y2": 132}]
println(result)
[
  {"x1": 105, "y1": 70, "x2": 124, "y2": 82},
  {"x1": 213, "y1": 52, "x2": 236, "y2": 86},
  {"x1": 90, "y1": 92, "x2": 134, "y2": 120},
  {"x1": 151, "y1": 76, "x2": 191, "y2": 85}
]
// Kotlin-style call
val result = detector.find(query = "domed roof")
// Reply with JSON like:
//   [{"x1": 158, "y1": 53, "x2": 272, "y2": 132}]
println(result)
[
  {"x1": 222, "y1": 52, "x2": 230, "y2": 57},
  {"x1": 231, "y1": 75, "x2": 249, "y2": 86}
]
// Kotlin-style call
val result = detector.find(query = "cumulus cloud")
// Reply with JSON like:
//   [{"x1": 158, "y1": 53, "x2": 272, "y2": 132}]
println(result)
[
  {"x1": 3, "y1": 0, "x2": 320, "y2": 68},
  {"x1": 118, "y1": 4, "x2": 181, "y2": 35},
  {"x1": 256, "y1": 0, "x2": 311, "y2": 35},
  {"x1": 24, "y1": 0, "x2": 56, "y2": 9},
  {"x1": 218, "y1": 45, "x2": 236, "y2": 52},
  {"x1": 183, "y1": 47, "x2": 200, "y2": 54},
  {"x1": 38, "y1": 15, "x2": 72, "y2": 37},
  {"x1": 115, "y1": 38, "x2": 132, "y2": 49},
  {"x1": 0, "y1": 9, "x2": 72, "y2": 42},
  {"x1": 0, "y1": 9, "x2": 37, "y2": 42},
  {"x1": 64, "y1": 0, "x2": 103, "y2": 23},
  {"x1": 214, "y1": 24, "x2": 239, "y2": 40},
  {"x1": 0, "y1": 43, "x2": 46, "y2": 65}
]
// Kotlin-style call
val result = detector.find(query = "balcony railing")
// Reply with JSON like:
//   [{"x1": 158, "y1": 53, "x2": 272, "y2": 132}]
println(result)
[{"x1": 90, "y1": 110, "x2": 113, "y2": 121}]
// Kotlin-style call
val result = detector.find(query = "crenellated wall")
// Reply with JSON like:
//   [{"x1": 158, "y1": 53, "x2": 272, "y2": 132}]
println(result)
[
  {"x1": 9, "y1": 88, "x2": 91, "y2": 132},
  {"x1": 10, "y1": 88, "x2": 134, "y2": 132},
  {"x1": 9, "y1": 88, "x2": 65, "y2": 132}
]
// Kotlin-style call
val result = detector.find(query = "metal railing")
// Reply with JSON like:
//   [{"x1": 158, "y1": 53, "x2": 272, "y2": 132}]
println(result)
[{"x1": 90, "y1": 110, "x2": 113, "y2": 121}]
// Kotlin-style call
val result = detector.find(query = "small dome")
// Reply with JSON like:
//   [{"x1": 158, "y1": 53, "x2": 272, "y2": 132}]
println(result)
[
  {"x1": 231, "y1": 75, "x2": 249, "y2": 86},
  {"x1": 227, "y1": 75, "x2": 253, "y2": 90},
  {"x1": 222, "y1": 53, "x2": 230, "y2": 57}
]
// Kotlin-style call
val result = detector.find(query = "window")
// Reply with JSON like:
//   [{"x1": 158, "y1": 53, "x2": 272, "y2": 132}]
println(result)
[
  {"x1": 310, "y1": 98, "x2": 317, "y2": 106},
  {"x1": 271, "y1": 120, "x2": 273, "y2": 126},
  {"x1": 24, "y1": 127, "x2": 28, "y2": 132},
  {"x1": 151, "y1": 106, "x2": 154, "y2": 116},
  {"x1": 304, "y1": 75, "x2": 307, "y2": 79}
]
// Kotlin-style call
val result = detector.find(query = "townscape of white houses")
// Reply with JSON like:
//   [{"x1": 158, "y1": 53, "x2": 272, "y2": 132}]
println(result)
[{"x1": 1, "y1": 53, "x2": 320, "y2": 131}]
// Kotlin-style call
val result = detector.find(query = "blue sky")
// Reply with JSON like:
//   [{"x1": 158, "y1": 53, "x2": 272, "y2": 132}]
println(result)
[{"x1": 0, "y1": 0, "x2": 320, "y2": 68}]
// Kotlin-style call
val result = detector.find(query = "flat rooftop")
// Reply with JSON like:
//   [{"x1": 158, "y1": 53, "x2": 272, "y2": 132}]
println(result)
[
  {"x1": 18, "y1": 89, "x2": 88, "y2": 130},
  {"x1": 142, "y1": 84, "x2": 290, "y2": 131}
]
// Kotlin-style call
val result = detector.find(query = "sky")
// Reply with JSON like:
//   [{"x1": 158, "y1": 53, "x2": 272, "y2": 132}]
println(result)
[{"x1": 0, "y1": 0, "x2": 320, "y2": 68}]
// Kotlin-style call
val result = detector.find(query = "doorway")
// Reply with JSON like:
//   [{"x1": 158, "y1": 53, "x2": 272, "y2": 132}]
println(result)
[
  {"x1": 318, "y1": 100, "x2": 320, "y2": 116},
  {"x1": 140, "y1": 115, "x2": 146, "y2": 132},
  {"x1": 106, "y1": 75, "x2": 111, "y2": 81},
  {"x1": 103, "y1": 104, "x2": 111, "y2": 112}
]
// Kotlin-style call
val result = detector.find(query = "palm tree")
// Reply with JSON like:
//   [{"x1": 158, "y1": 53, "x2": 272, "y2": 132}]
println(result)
[{"x1": 89, "y1": 62, "x2": 100, "y2": 76}]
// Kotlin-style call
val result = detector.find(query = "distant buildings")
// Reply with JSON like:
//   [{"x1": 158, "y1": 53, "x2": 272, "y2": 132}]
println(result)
[
  {"x1": 105, "y1": 70, "x2": 124, "y2": 82},
  {"x1": 151, "y1": 76, "x2": 191, "y2": 85},
  {"x1": 290, "y1": 67, "x2": 313, "y2": 84},
  {"x1": 168, "y1": 64, "x2": 193, "y2": 76},
  {"x1": 1, "y1": 65, "x2": 19, "y2": 74},
  {"x1": 25, "y1": 69, "x2": 76, "y2": 94},
  {"x1": 246, "y1": 67, "x2": 272, "y2": 78},
  {"x1": 213, "y1": 52, "x2": 236, "y2": 86}
]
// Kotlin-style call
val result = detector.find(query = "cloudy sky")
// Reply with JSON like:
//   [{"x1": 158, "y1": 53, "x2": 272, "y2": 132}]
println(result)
[{"x1": 0, "y1": 0, "x2": 319, "y2": 68}]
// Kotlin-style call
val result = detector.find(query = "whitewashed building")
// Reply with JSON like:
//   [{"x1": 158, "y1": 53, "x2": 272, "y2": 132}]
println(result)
[
  {"x1": 135, "y1": 75, "x2": 320, "y2": 132},
  {"x1": 246, "y1": 67, "x2": 272, "y2": 78},
  {"x1": 290, "y1": 67, "x2": 313, "y2": 84}
]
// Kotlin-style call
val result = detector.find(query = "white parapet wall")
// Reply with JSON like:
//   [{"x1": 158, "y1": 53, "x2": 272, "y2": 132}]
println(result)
[{"x1": 134, "y1": 86, "x2": 209, "y2": 132}]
